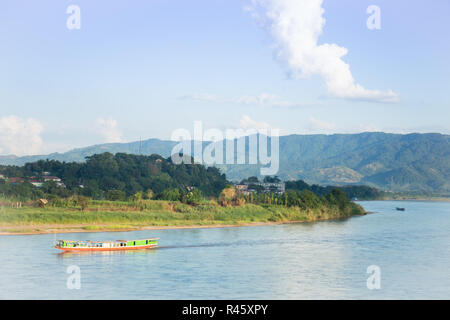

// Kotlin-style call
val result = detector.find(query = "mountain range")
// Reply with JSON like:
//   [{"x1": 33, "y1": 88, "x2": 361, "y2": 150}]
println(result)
[{"x1": 1, "y1": 132, "x2": 448, "y2": 192}]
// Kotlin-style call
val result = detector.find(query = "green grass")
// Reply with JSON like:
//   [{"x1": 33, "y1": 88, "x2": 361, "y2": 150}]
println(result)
[{"x1": 0, "y1": 199, "x2": 365, "y2": 232}]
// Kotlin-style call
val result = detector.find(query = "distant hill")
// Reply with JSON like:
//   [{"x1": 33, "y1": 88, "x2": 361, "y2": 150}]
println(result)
[
  {"x1": 1, "y1": 132, "x2": 448, "y2": 192},
  {"x1": 0, "y1": 139, "x2": 178, "y2": 166}
]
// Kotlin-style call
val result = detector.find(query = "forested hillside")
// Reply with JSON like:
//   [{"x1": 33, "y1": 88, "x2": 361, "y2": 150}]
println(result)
[
  {"x1": 1, "y1": 132, "x2": 448, "y2": 192},
  {"x1": 0, "y1": 153, "x2": 228, "y2": 200}
]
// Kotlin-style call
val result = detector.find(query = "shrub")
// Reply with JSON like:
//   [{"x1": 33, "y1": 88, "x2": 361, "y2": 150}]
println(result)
[
  {"x1": 106, "y1": 190, "x2": 126, "y2": 201},
  {"x1": 184, "y1": 189, "x2": 203, "y2": 206}
]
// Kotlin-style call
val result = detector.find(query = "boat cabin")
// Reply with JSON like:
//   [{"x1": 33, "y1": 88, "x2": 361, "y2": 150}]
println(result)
[{"x1": 55, "y1": 238, "x2": 158, "y2": 249}]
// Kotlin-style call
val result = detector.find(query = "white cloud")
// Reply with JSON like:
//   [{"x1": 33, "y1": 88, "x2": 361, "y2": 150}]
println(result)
[
  {"x1": 233, "y1": 93, "x2": 297, "y2": 107},
  {"x1": 239, "y1": 115, "x2": 273, "y2": 131},
  {"x1": 96, "y1": 117, "x2": 123, "y2": 143},
  {"x1": 179, "y1": 92, "x2": 307, "y2": 107},
  {"x1": 0, "y1": 115, "x2": 44, "y2": 156},
  {"x1": 178, "y1": 93, "x2": 219, "y2": 102},
  {"x1": 307, "y1": 116, "x2": 337, "y2": 132},
  {"x1": 304, "y1": 116, "x2": 382, "y2": 134},
  {"x1": 247, "y1": 0, "x2": 399, "y2": 103}
]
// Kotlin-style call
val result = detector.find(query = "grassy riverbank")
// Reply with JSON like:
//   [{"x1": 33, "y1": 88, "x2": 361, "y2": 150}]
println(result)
[{"x1": 0, "y1": 199, "x2": 366, "y2": 235}]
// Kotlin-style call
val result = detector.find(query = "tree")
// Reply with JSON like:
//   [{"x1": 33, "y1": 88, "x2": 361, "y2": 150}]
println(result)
[
  {"x1": 326, "y1": 188, "x2": 349, "y2": 209},
  {"x1": 144, "y1": 189, "x2": 153, "y2": 200},
  {"x1": 298, "y1": 190, "x2": 320, "y2": 209},
  {"x1": 184, "y1": 189, "x2": 203, "y2": 205},
  {"x1": 159, "y1": 188, "x2": 181, "y2": 201},
  {"x1": 0, "y1": 152, "x2": 229, "y2": 200},
  {"x1": 74, "y1": 196, "x2": 90, "y2": 211},
  {"x1": 263, "y1": 176, "x2": 281, "y2": 183},
  {"x1": 218, "y1": 186, "x2": 237, "y2": 206},
  {"x1": 106, "y1": 190, "x2": 126, "y2": 201},
  {"x1": 131, "y1": 191, "x2": 143, "y2": 202}
]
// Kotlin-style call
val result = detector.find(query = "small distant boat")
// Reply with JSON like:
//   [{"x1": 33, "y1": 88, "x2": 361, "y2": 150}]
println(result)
[
  {"x1": 55, "y1": 238, "x2": 158, "y2": 252},
  {"x1": 396, "y1": 207, "x2": 405, "y2": 211}
]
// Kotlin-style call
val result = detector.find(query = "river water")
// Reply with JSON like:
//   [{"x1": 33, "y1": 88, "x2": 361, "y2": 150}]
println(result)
[{"x1": 0, "y1": 200, "x2": 449, "y2": 299}]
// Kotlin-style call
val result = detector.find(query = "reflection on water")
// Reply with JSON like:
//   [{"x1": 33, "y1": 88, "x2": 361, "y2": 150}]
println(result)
[{"x1": 0, "y1": 200, "x2": 449, "y2": 299}]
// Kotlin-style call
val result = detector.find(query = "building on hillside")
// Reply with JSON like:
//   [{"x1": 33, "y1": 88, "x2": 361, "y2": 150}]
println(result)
[
  {"x1": 9, "y1": 177, "x2": 24, "y2": 184},
  {"x1": 235, "y1": 184, "x2": 247, "y2": 191},
  {"x1": 42, "y1": 176, "x2": 66, "y2": 188},
  {"x1": 235, "y1": 181, "x2": 285, "y2": 195},
  {"x1": 30, "y1": 180, "x2": 44, "y2": 188},
  {"x1": 260, "y1": 182, "x2": 285, "y2": 194},
  {"x1": 235, "y1": 184, "x2": 250, "y2": 196},
  {"x1": 43, "y1": 176, "x2": 62, "y2": 182}
]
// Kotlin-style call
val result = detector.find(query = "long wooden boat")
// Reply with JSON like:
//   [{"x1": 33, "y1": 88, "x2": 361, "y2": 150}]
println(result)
[{"x1": 55, "y1": 238, "x2": 158, "y2": 252}]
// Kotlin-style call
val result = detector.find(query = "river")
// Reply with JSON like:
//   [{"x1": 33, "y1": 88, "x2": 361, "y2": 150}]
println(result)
[{"x1": 0, "y1": 200, "x2": 449, "y2": 299}]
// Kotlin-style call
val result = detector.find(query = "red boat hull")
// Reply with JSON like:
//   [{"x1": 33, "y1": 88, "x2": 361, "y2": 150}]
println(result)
[{"x1": 55, "y1": 244, "x2": 157, "y2": 252}]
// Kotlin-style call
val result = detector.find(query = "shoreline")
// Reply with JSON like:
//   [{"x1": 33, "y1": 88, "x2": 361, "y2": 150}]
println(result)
[
  {"x1": 0, "y1": 213, "x2": 371, "y2": 236},
  {"x1": 0, "y1": 221, "x2": 307, "y2": 236}
]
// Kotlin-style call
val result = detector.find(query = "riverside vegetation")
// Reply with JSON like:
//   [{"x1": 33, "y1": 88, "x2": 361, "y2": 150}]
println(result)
[{"x1": 0, "y1": 153, "x2": 366, "y2": 234}]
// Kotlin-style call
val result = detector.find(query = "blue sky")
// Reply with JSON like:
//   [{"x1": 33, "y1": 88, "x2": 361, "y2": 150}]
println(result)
[{"x1": 0, "y1": 0, "x2": 449, "y2": 155}]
